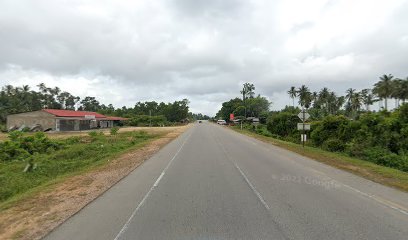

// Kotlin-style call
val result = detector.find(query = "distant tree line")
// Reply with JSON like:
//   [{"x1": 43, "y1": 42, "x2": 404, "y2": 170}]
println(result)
[{"x1": 0, "y1": 83, "x2": 197, "y2": 126}]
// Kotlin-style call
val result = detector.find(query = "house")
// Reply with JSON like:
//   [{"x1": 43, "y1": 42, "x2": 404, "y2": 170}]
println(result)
[{"x1": 6, "y1": 109, "x2": 127, "y2": 132}]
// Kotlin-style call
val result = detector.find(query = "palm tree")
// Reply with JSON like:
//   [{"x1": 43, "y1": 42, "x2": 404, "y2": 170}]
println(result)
[
  {"x1": 319, "y1": 87, "x2": 330, "y2": 110},
  {"x1": 399, "y1": 77, "x2": 408, "y2": 104},
  {"x1": 287, "y1": 86, "x2": 297, "y2": 107},
  {"x1": 297, "y1": 85, "x2": 312, "y2": 109},
  {"x1": 361, "y1": 89, "x2": 376, "y2": 111},
  {"x1": 391, "y1": 78, "x2": 408, "y2": 107},
  {"x1": 351, "y1": 92, "x2": 363, "y2": 112},
  {"x1": 240, "y1": 83, "x2": 255, "y2": 117},
  {"x1": 373, "y1": 74, "x2": 394, "y2": 110},
  {"x1": 345, "y1": 88, "x2": 356, "y2": 103}
]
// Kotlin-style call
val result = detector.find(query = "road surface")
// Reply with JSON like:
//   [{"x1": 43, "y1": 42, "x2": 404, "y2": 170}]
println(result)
[{"x1": 45, "y1": 122, "x2": 408, "y2": 240}]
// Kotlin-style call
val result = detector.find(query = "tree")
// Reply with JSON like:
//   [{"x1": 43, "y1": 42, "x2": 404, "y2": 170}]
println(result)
[
  {"x1": 361, "y1": 89, "x2": 376, "y2": 111},
  {"x1": 287, "y1": 86, "x2": 297, "y2": 107},
  {"x1": 319, "y1": 87, "x2": 330, "y2": 110},
  {"x1": 79, "y1": 96, "x2": 101, "y2": 112},
  {"x1": 373, "y1": 74, "x2": 394, "y2": 110},
  {"x1": 297, "y1": 85, "x2": 312, "y2": 109},
  {"x1": 240, "y1": 83, "x2": 255, "y2": 117}
]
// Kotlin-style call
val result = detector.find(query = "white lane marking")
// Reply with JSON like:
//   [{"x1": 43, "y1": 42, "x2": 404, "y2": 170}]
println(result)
[
  {"x1": 113, "y1": 131, "x2": 192, "y2": 240},
  {"x1": 214, "y1": 134, "x2": 270, "y2": 210},
  {"x1": 234, "y1": 162, "x2": 270, "y2": 210}
]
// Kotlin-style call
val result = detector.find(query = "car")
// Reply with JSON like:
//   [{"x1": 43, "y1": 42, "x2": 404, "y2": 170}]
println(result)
[
  {"x1": 217, "y1": 120, "x2": 227, "y2": 125},
  {"x1": 198, "y1": 120, "x2": 202, "y2": 123}
]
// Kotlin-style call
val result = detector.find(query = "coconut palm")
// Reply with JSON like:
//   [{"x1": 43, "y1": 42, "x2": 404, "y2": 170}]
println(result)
[
  {"x1": 391, "y1": 78, "x2": 408, "y2": 107},
  {"x1": 287, "y1": 86, "x2": 297, "y2": 107},
  {"x1": 373, "y1": 74, "x2": 394, "y2": 110},
  {"x1": 361, "y1": 89, "x2": 376, "y2": 111},
  {"x1": 297, "y1": 85, "x2": 312, "y2": 109}
]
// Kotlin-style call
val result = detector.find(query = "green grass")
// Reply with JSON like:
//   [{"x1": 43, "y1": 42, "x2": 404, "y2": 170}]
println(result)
[
  {"x1": 0, "y1": 131, "x2": 160, "y2": 206},
  {"x1": 231, "y1": 126, "x2": 408, "y2": 192}
]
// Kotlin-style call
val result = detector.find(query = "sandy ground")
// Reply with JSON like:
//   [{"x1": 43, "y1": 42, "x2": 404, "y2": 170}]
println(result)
[{"x1": 0, "y1": 125, "x2": 190, "y2": 240}]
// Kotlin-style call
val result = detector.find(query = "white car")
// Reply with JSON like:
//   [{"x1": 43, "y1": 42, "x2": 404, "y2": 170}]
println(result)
[{"x1": 217, "y1": 120, "x2": 227, "y2": 125}]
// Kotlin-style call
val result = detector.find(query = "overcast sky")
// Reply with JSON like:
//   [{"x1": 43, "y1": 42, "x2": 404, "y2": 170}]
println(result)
[{"x1": 0, "y1": 0, "x2": 407, "y2": 115}]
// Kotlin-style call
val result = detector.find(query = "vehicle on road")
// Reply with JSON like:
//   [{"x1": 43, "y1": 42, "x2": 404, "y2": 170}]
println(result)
[
  {"x1": 217, "y1": 120, "x2": 227, "y2": 125},
  {"x1": 198, "y1": 120, "x2": 202, "y2": 123}
]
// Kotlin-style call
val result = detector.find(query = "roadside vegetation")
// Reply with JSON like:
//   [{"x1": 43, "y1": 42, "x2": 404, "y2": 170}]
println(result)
[
  {"x1": 216, "y1": 74, "x2": 408, "y2": 178},
  {"x1": 0, "y1": 129, "x2": 159, "y2": 204}
]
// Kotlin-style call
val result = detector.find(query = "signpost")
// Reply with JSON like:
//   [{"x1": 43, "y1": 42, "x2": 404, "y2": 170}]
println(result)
[
  {"x1": 297, "y1": 109, "x2": 310, "y2": 147},
  {"x1": 297, "y1": 123, "x2": 311, "y2": 130}
]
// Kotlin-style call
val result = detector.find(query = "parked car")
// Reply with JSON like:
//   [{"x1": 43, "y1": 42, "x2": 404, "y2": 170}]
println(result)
[{"x1": 217, "y1": 120, "x2": 227, "y2": 125}]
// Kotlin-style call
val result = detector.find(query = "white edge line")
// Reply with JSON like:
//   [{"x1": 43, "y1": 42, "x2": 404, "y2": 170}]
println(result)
[
  {"x1": 341, "y1": 183, "x2": 408, "y2": 216},
  {"x1": 113, "y1": 131, "x2": 192, "y2": 240}
]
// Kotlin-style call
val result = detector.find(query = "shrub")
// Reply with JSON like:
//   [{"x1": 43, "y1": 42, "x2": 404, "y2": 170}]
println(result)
[
  {"x1": 310, "y1": 115, "x2": 350, "y2": 146},
  {"x1": 0, "y1": 132, "x2": 62, "y2": 162},
  {"x1": 255, "y1": 125, "x2": 272, "y2": 137},
  {"x1": 322, "y1": 138, "x2": 345, "y2": 152},
  {"x1": 267, "y1": 112, "x2": 298, "y2": 137},
  {"x1": 110, "y1": 127, "x2": 119, "y2": 135}
]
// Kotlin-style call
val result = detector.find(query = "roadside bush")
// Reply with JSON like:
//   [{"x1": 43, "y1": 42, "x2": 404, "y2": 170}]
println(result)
[
  {"x1": 110, "y1": 127, "x2": 119, "y2": 135},
  {"x1": 0, "y1": 132, "x2": 63, "y2": 162},
  {"x1": 310, "y1": 115, "x2": 350, "y2": 146},
  {"x1": 255, "y1": 124, "x2": 272, "y2": 137},
  {"x1": 322, "y1": 138, "x2": 345, "y2": 152},
  {"x1": 267, "y1": 112, "x2": 298, "y2": 137}
]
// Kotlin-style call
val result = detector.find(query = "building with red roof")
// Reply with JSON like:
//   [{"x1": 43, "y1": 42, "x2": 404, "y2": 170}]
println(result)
[{"x1": 6, "y1": 109, "x2": 127, "y2": 132}]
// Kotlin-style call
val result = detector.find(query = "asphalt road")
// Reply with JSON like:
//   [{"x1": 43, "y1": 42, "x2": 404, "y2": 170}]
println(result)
[{"x1": 45, "y1": 122, "x2": 408, "y2": 240}]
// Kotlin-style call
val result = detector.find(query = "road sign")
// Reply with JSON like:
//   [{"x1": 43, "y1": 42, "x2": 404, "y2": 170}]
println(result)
[
  {"x1": 301, "y1": 134, "x2": 307, "y2": 142},
  {"x1": 230, "y1": 113, "x2": 234, "y2": 121},
  {"x1": 297, "y1": 111, "x2": 310, "y2": 121},
  {"x1": 297, "y1": 123, "x2": 311, "y2": 131}
]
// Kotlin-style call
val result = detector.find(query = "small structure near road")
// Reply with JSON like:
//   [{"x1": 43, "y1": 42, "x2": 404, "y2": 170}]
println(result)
[{"x1": 7, "y1": 109, "x2": 128, "y2": 132}]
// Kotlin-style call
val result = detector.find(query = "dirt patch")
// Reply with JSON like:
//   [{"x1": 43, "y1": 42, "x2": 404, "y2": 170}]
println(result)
[{"x1": 0, "y1": 125, "x2": 190, "y2": 240}]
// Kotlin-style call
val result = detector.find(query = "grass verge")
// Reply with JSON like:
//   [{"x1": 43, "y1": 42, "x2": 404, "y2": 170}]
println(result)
[
  {"x1": 0, "y1": 130, "x2": 159, "y2": 207},
  {"x1": 231, "y1": 127, "x2": 408, "y2": 192}
]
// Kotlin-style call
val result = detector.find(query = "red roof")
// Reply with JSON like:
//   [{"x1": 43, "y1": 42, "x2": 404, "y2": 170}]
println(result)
[{"x1": 42, "y1": 109, "x2": 106, "y2": 118}]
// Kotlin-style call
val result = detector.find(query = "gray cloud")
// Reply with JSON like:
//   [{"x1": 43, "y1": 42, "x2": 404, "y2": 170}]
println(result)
[{"x1": 0, "y1": 0, "x2": 407, "y2": 115}]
